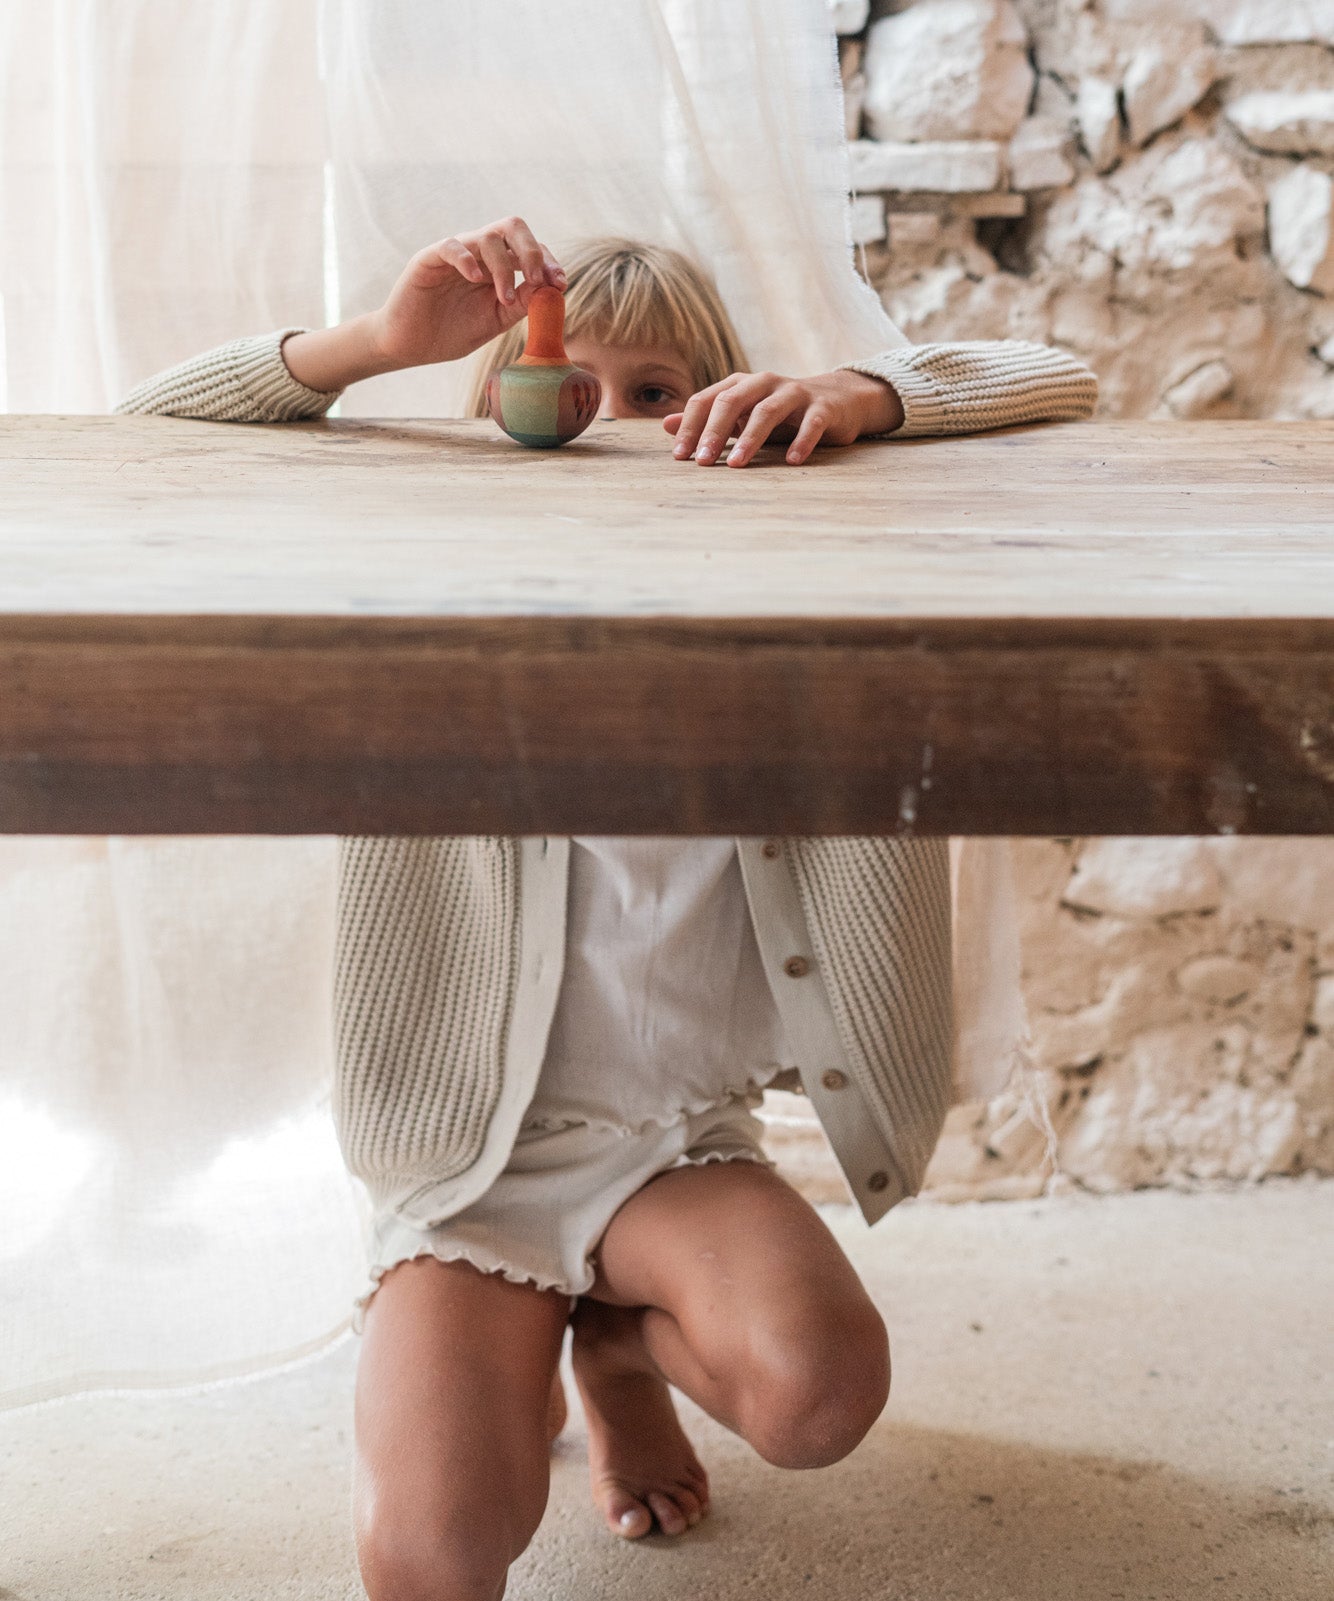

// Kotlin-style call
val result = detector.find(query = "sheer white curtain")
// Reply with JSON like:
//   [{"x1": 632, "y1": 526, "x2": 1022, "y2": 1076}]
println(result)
[
  {"x1": 0, "y1": 0, "x2": 368, "y2": 1412},
  {"x1": 0, "y1": 0, "x2": 1019, "y2": 1411},
  {"x1": 321, "y1": 0, "x2": 905, "y2": 417}
]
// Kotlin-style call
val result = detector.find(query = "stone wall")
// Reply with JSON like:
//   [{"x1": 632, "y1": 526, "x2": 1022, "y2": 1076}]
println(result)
[
  {"x1": 839, "y1": 0, "x2": 1334, "y2": 418},
  {"x1": 767, "y1": 836, "x2": 1334, "y2": 1201},
  {"x1": 759, "y1": 2, "x2": 1334, "y2": 1202}
]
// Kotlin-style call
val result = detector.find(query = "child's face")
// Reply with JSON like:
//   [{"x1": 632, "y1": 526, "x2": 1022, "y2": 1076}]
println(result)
[{"x1": 564, "y1": 338, "x2": 697, "y2": 421}]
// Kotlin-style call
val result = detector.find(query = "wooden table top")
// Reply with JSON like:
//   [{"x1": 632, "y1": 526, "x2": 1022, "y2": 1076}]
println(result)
[
  {"x1": 2, "y1": 414, "x2": 1331, "y2": 836},
  {"x1": 3, "y1": 414, "x2": 1332, "y2": 619}
]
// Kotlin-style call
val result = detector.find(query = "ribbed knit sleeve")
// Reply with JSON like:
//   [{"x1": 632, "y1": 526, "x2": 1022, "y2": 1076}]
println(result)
[
  {"x1": 112, "y1": 328, "x2": 343, "y2": 422},
  {"x1": 839, "y1": 340, "x2": 1098, "y2": 439}
]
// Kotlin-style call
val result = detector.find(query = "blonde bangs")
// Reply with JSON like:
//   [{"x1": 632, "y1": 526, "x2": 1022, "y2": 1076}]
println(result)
[{"x1": 466, "y1": 237, "x2": 747, "y2": 418}]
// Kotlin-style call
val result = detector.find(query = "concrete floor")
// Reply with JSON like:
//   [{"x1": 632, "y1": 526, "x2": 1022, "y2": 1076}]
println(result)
[{"x1": 2, "y1": 1181, "x2": 1331, "y2": 1601}]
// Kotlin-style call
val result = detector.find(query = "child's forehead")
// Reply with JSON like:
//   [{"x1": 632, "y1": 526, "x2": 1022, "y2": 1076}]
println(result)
[{"x1": 566, "y1": 336, "x2": 692, "y2": 376}]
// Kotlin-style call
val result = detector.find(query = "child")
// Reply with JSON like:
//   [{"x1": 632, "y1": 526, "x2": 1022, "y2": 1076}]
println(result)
[{"x1": 117, "y1": 215, "x2": 1097, "y2": 1601}]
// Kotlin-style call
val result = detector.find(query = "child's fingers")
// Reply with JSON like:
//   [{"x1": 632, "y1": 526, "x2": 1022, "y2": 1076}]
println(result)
[
  {"x1": 692, "y1": 377, "x2": 774, "y2": 464},
  {"x1": 429, "y1": 238, "x2": 487, "y2": 284},
  {"x1": 497, "y1": 216, "x2": 564, "y2": 290},
  {"x1": 476, "y1": 232, "x2": 522, "y2": 305},
  {"x1": 671, "y1": 378, "x2": 735, "y2": 458},
  {"x1": 696, "y1": 377, "x2": 795, "y2": 465},
  {"x1": 726, "y1": 392, "x2": 806, "y2": 468},
  {"x1": 779, "y1": 407, "x2": 829, "y2": 466}
]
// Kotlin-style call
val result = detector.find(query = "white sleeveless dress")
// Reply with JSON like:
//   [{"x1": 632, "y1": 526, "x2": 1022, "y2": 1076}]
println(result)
[{"x1": 354, "y1": 838, "x2": 798, "y2": 1322}]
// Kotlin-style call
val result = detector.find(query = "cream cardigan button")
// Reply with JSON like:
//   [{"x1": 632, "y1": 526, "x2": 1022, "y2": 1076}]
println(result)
[
  {"x1": 867, "y1": 1171, "x2": 890, "y2": 1193},
  {"x1": 761, "y1": 840, "x2": 780, "y2": 859},
  {"x1": 783, "y1": 955, "x2": 810, "y2": 978},
  {"x1": 820, "y1": 1069, "x2": 847, "y2": 1091}
]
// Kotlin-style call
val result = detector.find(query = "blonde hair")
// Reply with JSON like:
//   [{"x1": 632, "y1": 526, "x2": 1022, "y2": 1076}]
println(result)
[{"x1": 465, "y1": 237, "x2": 748, "y2": 417}]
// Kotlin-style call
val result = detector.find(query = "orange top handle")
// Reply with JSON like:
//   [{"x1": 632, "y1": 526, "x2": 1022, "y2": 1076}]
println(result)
[{"x1": 521, "y1": 285, "x2": 569, "y2": 363}]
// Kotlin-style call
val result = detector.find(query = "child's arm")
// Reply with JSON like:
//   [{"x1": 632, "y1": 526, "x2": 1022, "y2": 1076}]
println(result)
[
  {"x1": 114, "y1": 217, "x2": 563, "y2": 422},
  {"x1": 664, "y1": 339, "x2": 1099, "y2": 468}
]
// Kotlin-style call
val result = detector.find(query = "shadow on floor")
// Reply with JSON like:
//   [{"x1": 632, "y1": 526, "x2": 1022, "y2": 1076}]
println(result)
[
  {"x1": 518, "y1": 1419, "x2": 1334, "y2": 1601},
  {"x1": 3, "y1": 1389, "x2": 1330, "y2": 1600}
]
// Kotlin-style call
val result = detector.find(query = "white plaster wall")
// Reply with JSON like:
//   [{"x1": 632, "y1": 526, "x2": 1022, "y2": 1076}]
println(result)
[{"x1": 761, "y1": 3, "x2": 1334, "y2": 1201}]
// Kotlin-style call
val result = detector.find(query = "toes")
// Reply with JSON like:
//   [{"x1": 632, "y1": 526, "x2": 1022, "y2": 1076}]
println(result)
[
  {"x1": 672, "y1": 1485, "x2": 704, "y2": 1527},
  {"x1": 647, "y1": 1490, "x2": 689, "y2": 1537},
  {"x1": 603, "y1": 1486, "x2": 653, "y2": 1540},
  {"x1": 681, "y1": 1467, "x2": 710, "y2": 1516}
]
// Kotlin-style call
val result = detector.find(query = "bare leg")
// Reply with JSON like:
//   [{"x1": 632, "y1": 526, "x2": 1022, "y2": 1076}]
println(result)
[
  {"x1": 572, "y1": 1160, "x2": 890, "y2": 1540},
  {"x1": 547, "y1": 1367, "x2": 568, "y2": 1445},
  {"x1": 353, "y1": 1256, "x2": 571, "y2": 1601}
]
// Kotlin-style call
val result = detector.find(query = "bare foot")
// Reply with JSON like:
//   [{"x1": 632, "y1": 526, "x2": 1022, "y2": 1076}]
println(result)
[
  {"x1": 570, "y1": 1300, "x2": 710, "y2": 1539},
  {"x1": 548, "y1": 1368, "x2": 568, "y2": 1448}
]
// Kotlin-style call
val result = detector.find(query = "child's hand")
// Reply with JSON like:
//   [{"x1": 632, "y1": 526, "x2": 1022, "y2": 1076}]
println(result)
[
  {"x1": 368, "y1": 218, "x2": 566, "y2": 370},
  {"x1": 280, "y1": 218, "x2": 564, "y2": 393},
  {"x1": 663, "y1": 369, "x2": 904, "y2": 468}
]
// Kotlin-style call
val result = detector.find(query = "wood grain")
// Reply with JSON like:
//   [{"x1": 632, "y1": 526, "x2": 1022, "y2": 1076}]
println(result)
[{"x1": 1, "y1": 415, "x2": 1331, "y2": 834}]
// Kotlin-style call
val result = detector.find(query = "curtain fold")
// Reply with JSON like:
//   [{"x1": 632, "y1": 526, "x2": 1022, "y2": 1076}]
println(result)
[
  {"x1": 0, "y1": 0, "x2": 1020, "y2": 1412},
  {"x1": 0, "y1": 0, "x2": 362, "y2": 1411}
]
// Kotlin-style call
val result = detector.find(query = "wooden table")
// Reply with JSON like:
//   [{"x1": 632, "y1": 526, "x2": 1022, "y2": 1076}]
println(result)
[{"x1": 2, "y1": 414, "x2": 1331, "y2": 836}]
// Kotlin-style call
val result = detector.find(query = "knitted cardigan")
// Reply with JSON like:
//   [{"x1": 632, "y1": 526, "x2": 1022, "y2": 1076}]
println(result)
[{"x1": 116, "y1": 329, "x2": 1097, "y2": 1231}]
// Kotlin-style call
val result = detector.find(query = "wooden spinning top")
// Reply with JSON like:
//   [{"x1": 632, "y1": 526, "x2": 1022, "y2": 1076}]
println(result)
[{"x1": 486, "y1": 286, "x2": 601, "y2": 448}]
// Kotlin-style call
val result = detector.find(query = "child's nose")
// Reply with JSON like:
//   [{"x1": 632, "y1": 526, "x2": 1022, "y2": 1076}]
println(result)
[{"x1": 599, "y1": 388, "x2": 636, "y2": 421}]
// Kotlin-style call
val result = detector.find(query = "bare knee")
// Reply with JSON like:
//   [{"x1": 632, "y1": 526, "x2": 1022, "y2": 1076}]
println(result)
[
  {"x1": 740, "y1": 1305, "x2": 891, "y2": 1470},
  {"x1": 356, "y1": 1513, "x2": 522, "y2": 1601}
]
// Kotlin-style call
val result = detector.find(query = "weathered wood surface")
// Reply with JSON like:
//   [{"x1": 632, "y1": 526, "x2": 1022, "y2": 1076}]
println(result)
[{"x1": 1, "y1": 414, "x2": 1331, "y2": 835}]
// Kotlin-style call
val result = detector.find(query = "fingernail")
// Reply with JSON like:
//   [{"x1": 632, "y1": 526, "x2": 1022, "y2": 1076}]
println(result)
[
  {"x1": 620, "y1": 1511, "x2": 639, "y2": 1530},
  {"x1": 674, "y1": 443, "x2": 688, "y2": 457}
]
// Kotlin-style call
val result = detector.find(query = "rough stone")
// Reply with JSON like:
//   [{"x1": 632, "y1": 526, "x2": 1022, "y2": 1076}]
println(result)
[
  {"x1": 887, "y1": 211, "x2": 944, "y2": 249},
  {"x1": 1032, "y1": 69, "x2": 1076, "y2": 124},
  {"x1": 1290, "y1": 1037, "x2": 1334, "y2": 1166},
  {"x1": 1313, "y1": 973, "x2": 1334, "y2": 1032},
  {"x1": 1041, "y1": 137, "x2": 1266, "y2": 281},
  {"x1": 1009, "y1": 116, "x2": 1077, "y2": 190},
  {"x1": 1063, "y1": 837, "x2": 1224, "y2": 919},
  {"x1": 1051, "y1": 285, "x2": 1116, "y2": 348},
  {"x1": 849, "y1": 137, "x2": 1005, "y2": 192},
  {"x1": 1122, "y1": 34, "x2": 1217, "y2": 147},
  {"x1": 830, "y1": 0, "x2": 871, "y2": 34},
  {"x1": 1201, "y1": 838, "x2": 1334, "y2": 931},
  {"x1": 1205, "y1": 0, "x2": 1334, "y2": 47},
  {"x1": 1175, "y1": 954, "x2": 1260, "y2": 1006},
  {"x1": 1076, "y1": 76, "x2": 1121, "y2": 173},
  {"x1": 1226, "y1": 89, "x2": 1334, "y2": 155},
  {"x1": 843, "y1": 70, "x2": 867, "y2": 139},
  {"x1": 1270, "y1": 164, "x2": 1334, "y2": 294},
  {"x1": 952, "y1": 191, "x2": 1028, "y2": 217},
  {"x1": 1158, "y1": 357, "x2": 1235, "y2": 417},
  {"x1": 863, "y1": 0, "x2": 1035, "y2": 143},
  {"x1": 850, "y1": 191, "x2": 887, "y2": 244}
]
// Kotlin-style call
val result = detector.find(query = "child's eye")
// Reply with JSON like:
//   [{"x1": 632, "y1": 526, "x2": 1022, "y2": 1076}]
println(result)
[{"x1": 639, "y1": 386, "x2": 674, "y2": 405}]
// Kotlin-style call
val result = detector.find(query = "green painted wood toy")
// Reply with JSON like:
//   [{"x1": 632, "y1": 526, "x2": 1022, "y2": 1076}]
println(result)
[{"x1": 486, "y1": 286, "x2": 601, "y2": 447}]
